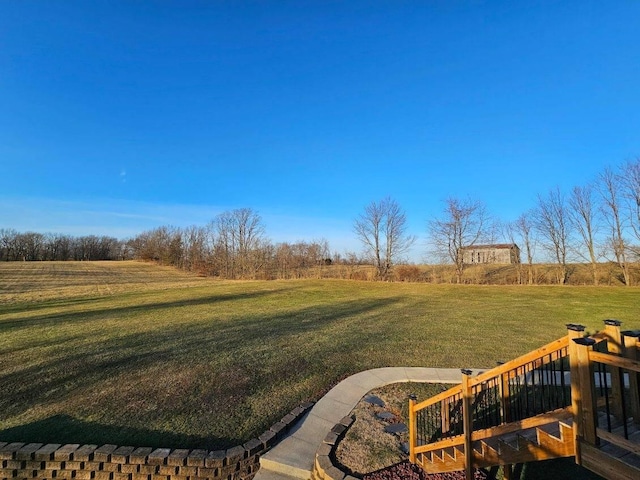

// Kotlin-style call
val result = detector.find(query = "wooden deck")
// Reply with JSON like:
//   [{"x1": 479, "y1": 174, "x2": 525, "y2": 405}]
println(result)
[{"x1": 409, "y1": 321, "x2": 640, "y2": 480}]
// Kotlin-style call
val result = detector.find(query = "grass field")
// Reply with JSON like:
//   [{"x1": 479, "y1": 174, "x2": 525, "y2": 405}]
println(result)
[{"x1": 1, "y1": 261, "x2": 639, "y2": 450}]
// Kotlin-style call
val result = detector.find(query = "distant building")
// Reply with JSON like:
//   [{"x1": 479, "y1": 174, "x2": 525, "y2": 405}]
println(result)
[{"x1": 461, "y1": 244, "x2": 521, "y2": 265}]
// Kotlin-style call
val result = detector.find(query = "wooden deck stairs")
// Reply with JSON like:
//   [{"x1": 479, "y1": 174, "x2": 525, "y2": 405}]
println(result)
[{"x1": 409, "y1": 321, "x2": 640, "y2": 480}]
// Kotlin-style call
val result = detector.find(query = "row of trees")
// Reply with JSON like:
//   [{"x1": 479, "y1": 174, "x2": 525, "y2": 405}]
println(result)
[
  {"x1": 353, "y1": 159, "x2": 639, "y2": 284},
  {"x1": 0, "y1": 214, "x2": 340, "y2": 280},
  {"x1": 3, "y1": 159, "x2": 638, "y2": 285},
  {"x1": 506, "y1": 161, "x2": 640, "y2": 285},
  {"x1": 127, "y1": 208, "x2": 336, "y2": 280},
  {"x1": 0, "y1": 230, "x2": 127, "y2": 262},
  {"x1": 424, "y1": 159, "x2": 640, "y2": 284}
]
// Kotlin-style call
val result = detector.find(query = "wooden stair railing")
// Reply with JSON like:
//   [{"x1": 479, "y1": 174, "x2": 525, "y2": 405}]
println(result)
[
  {"x1": 412, "y1": 409, "x2": 575, "y2": 474},
  {"x1": 409, "y1": 321, "x2": 640, "y2": 480},
  {"x1": 571, "y1": 321, "x2": 640, "y2": 480}
]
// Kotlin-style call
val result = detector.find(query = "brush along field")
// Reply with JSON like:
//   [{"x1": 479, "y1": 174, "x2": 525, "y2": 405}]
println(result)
[{"x1": 1, "y1": 261, "x2": 639, "y2": 450}]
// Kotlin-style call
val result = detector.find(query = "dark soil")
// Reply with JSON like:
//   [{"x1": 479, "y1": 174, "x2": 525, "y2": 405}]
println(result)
[{"x1": 362, "y1": 461, "x2": 489, "y2": 480}]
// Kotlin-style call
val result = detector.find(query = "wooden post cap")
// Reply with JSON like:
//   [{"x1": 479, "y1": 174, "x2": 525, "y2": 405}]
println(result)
[
  {"x1": 566, "y1": 324, "x2": 586, "y2": 332},
  {"x1": 622, "y1": 330, "x2": 640, "y2": 338},
  {"x1": 604, "y1": 319, "x2": 622, "y2": 326},
  {"x1": 572, "y1": 337, "x2": 597, "y2": 346}
]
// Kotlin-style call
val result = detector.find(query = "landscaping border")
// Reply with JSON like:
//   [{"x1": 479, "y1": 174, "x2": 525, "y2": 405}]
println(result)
[
  {"x1": 311, "y1": 415, "x2": 358, "y2": 480},
  {"x1": 0, "y1": 402, "x2": 314, "y2": 480}
]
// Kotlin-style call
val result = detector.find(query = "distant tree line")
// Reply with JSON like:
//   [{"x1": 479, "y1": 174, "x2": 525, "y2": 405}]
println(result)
[
  {"x1": 127, "y1": 208, "x2": 338, "y2": 280},
  {"x1": 0, "y1": 209, "x2": 361, "y2": 280},
  {"x1": 425, "y1": 158, "x2": 640, "y2": 285},
  {"x1": 354, "y1": 159, "x2": 639, "y2": 284},
  {"x1": 2, "y1": 159, "x2": 638, "y2": 285},
  {"x1": 0, "y1": 230, "x2": 128, "y2": 261}
]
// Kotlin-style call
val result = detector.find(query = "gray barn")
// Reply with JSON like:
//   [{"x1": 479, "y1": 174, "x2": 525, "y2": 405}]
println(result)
[{"x1": 461, "y1": 244, "x2": 521, "y2": 265}]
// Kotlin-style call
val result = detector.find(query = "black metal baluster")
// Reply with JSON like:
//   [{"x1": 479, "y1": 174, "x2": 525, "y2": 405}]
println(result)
[
  {"x1": 600, "y1": 362, "x2": 611, "y2": 432},
  {"x1": 560, "y1": 350, "x2": 568, "y2": 407},
  {"x1": 515, "y1": 369, "x2": 520, "y2": 419},
  {"x1": 524, "y1": 362, "x2": 531, "y2": 418},
  {"x1": 619, "y1": 367, "x2": 629, "y2": 439},
  {"x1": 493, "y1": 378, "x2": 500, "y2": 426},
  {"x1": 539, "y1": 358, "x2": 546, "y2": 414}
]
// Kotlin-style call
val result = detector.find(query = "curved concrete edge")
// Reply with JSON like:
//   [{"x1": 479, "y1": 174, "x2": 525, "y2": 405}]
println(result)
[{"x1": 257, "y1": 367, "x2": 487, "y2": 479}]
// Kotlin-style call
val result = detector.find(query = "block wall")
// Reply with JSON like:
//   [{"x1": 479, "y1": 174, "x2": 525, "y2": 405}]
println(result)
[
  {"x1": 311, "y1": 416, "x2": 357, "y2": 480},
  {"x1": 0, "y1": 402, "x2": 313, "y2": 480}
]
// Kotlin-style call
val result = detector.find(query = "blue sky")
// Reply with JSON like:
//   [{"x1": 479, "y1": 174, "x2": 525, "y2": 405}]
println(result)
[{"x1": 1, "y1": 1, "x2": 639, "y2": 260}]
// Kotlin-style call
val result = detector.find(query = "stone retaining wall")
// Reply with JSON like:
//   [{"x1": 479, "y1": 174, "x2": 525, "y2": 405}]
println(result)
[
  {"x1": 311, "y1": 415, "x2": 357, "y2": 480},
  {"x1": 0, "y1": 402, "x2": 313, "y2": 480}
]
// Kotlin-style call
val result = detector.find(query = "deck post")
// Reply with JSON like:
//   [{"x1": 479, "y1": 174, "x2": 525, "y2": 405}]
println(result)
[
  {"x1": 604, "y1": 320, "x2": 624, "y2": 418},
  {"x1": 574, "y1": 337, "x2": 599, "y2": 446},
  {"x1": 497, "y1": 361, "x2": 510, "y2": 424},
  {"x1": 622, "y1": 330, "x2": 640, "y2": 424},
  {"x1": 461, "y1": 369, "x2": 473, "y2": 480},
  {"x1": 409, "y1": 394, "x2": 417, "y2": 463},
  {"x1": 567, "y1": 324, "x2": 585, "y2": 464},
  {"x1": 441, "y1": 396, "x2": 451, "y2": 438}
]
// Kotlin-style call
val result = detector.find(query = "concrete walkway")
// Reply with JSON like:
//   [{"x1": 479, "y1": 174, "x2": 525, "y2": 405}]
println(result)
[{"x1": 255, "y1": 367, "x2": 486, "y2": 480}]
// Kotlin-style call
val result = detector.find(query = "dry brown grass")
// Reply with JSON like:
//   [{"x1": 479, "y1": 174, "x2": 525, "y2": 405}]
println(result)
[
  {"x1": 0, "y1": 261, "x2": 209, "y2": 304},
  {"x1": 1, "y1": 261, "x2": 638, "y2": 451},
  {"x1": 335, "y1": 383, "x2": 446, "y2": 476}
]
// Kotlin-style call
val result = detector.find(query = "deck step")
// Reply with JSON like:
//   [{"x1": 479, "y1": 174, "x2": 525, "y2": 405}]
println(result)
[
  {"x1": 537, "y1": 422, "x2": 562, "y2": 440},
  {"x1": 499, "y1": 432, "x2": 523, "y2": 451},
  {"x1": 518, "y1": 427, "x2": 539, "y2": 443}
]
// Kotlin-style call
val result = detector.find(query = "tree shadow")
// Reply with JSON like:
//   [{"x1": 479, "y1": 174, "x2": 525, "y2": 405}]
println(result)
[
  {"x1": 0, "y1": 287, "x2": 295, "y2": 332},
  {"x1": 0, "y1": 294, "x2": 404, "y2": 449},
  {"x1": 520, "y1": 457, "x2": 604, "y2": 480},
  {"x1": 0, "y1": 414, "x2": 237, "y2": 450}
]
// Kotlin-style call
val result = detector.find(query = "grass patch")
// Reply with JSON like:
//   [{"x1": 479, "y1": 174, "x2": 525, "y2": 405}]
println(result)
[
  {"x1": 336, "y1": 382, "x2": 446, "y2": 475},
  {"x1": 1, "y1": 261, "x2": 639, "y2": 450}
]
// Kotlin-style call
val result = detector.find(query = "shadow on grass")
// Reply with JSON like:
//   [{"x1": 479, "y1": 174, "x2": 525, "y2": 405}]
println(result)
[
  {"x1": 0, "y1": 414, "x2": 237, "y2": 450},
  {"x1": 0, "y1": 287, "x2": 296, "y2": 332},
  {"x1": 521, "y1": 457, "x2": 604, "y2": 480},
  {"x1": 0, "y1": 294, "x2": 404, "y2": 448}
]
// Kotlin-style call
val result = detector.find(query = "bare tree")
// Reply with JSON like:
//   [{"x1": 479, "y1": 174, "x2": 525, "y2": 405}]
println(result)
[
  {"x1": 0, "y1": 228, "x2": 17, "y2": 261},
  {"x1": 534, "y1": 188, "x2": 572, "y2": 284},
  {"x1": 213, "y1": 208, "x2": 266, "y2": 279},
  {"x1": 181, "y1": 225, "x2": 211, "y2": 274},
  {"x1": 505, "y1": 213, "x2": 536, "y2": 285},
  {"x1": 428, "y1": 197, "x2": 490, "y2": 284},
  {"x1": 516, "y1": 212, "x2": 536, "y2": 285},
  {"x1": 354, "y1": 197, "x2": 415, "y2": 280},
  {"x1": 599, "y1": 167, "x2": 631, "y2": 285},
  {"x1": 568, "y1": 184, "x2": 601, "y2": 285},
  {"x1": 621, "y1": 158, "x2": 640, "y2": 258},
  {"x1": 44, "y1": 233, "x2": 73, "y2": 261},
  {"x1": 19, "y1": 232, "x2": 45, "y2": 261},
  {"x1": 0, "y1": 229, "x2": 121, "y2": 262}
]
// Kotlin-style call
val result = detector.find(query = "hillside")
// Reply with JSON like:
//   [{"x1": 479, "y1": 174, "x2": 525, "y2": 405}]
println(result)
[{"x1": 1, "y1": 261, "x2": 638, "y2": 450}]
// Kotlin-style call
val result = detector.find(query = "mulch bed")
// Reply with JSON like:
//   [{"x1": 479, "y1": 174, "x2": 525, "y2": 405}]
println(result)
[{"x1": 362, "y1": 461, "x2": 489, "y2": 480}]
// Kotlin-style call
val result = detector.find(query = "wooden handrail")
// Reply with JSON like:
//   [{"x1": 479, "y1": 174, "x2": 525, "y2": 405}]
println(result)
[
  {"x1": 413, "y1": 409, "x2": 573, "y2": 453},
  {"x1": 413, "y1": 384, "x2": 463, "y2": 411},
  {"x1": 471, "y1": 336, "x2": 569, "y2": 387},
  {"x1": 596, "y1": 428, "x2": 640, "y2": 455},
  {"x1": 414, "y1": 434, "x2": 465, "y2": 455},
  {"x1": 412, "y1": 336, "x2": 570, "y2": 415},
  {"x1": 470, "y1": 408, "x2": 571, "y2": 442},
  {"x1": 588, "y1": 350, "x2": 640, "y2": 373}
]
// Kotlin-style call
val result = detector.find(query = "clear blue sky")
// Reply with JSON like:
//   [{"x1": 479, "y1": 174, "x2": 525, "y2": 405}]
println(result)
[{"x1": 1, "y1": 1, "x2": 639, "y2": 260}]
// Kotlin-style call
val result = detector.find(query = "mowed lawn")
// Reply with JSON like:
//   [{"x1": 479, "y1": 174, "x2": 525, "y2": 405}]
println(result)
[{"x1": 1, "y1": 261, "x2": 638, "y2": 450}]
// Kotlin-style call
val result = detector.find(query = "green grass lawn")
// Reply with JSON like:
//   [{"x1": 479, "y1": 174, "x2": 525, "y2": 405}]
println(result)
[{"x1": 1, "y1": 261, "x2": 638, "y2": 450}]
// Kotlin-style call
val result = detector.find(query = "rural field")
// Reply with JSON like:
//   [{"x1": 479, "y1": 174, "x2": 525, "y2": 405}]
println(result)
[{"x1": 1, "y1": 261, "x2": 639, "y2": 451}]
